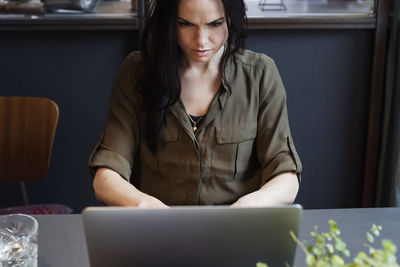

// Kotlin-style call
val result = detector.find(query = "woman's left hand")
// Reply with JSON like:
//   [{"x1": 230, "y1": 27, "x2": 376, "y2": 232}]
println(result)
[
  {"x1": 230, "y1": 191, "x2": 269, "y2": 207},
  {"x1": 230, "y1": 172, "x2": 299, "y2": 208}
]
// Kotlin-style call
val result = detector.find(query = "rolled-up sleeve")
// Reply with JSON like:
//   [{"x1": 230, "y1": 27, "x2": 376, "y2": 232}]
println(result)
[
  {"x1": 256, "y1": 57, "x2": 302, "y2": 184},
  {"x1": 88, "y1": 52, "x2": 141, "y2": 181}
]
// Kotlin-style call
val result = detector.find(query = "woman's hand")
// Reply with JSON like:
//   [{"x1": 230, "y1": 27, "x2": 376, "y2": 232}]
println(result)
[
  {"x1": 230, "y1": 191, "x2": 269, "y2": 208},
  {"x1": 137, "y1": 195, "x2": 169, "y2": 209},
  {"x1": 93, "y1": 168, "x2": 169, "y2": 208},
  {"x1": 230, "y1": 172, "x2": 299, "y2": 208}
]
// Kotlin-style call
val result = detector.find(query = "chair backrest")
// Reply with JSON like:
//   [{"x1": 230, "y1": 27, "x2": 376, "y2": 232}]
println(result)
[{"x1": 0, "y1": 97, "x2": 59, "y2": 182}]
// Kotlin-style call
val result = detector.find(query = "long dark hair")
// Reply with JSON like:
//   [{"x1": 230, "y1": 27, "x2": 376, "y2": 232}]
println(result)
[{"x1": 137, "y1": 0, "x2": 247, "y2": 153}]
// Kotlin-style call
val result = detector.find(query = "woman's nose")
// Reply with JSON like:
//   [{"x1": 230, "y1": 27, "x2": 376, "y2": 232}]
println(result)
[{"x1": 194, "y1": 28, "x2": 207, "y2": 47}]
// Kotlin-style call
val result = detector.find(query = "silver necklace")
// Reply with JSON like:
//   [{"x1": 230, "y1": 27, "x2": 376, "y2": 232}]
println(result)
[{"x1": 187, "y1": 112, "x2": 206, "y2": 132}]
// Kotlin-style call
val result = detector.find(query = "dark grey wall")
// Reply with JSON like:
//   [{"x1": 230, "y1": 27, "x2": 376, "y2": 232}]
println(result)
[
  {"x1": 0, "y1": 30, "x2": 138, "y2": 211},
  {"x1": 0, "y1": 29, "x2": 373, "y2": 212},
  {"x1": 246, "y1": 29, "x2": 373, "y2": 208}
]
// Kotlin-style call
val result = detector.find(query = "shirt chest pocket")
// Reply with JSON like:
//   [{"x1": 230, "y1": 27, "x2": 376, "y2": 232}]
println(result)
[{"x1": 211, "y1": 122, "x2": 258, "y2": 181}]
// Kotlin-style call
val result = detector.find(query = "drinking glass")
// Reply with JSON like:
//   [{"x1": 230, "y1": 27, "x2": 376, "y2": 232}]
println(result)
[{"x1": 0, "y1": 214, "x2": 38, "y2": 267}]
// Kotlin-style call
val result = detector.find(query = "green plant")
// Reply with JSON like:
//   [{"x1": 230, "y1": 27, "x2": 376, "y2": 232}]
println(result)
[{"x1": 257, "y1": 220, "x2": 399, "y2": 267}]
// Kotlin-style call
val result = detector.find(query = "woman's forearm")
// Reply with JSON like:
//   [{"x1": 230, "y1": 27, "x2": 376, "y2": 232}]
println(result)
[
  {"x1": 93, "y1": 168, "x2": 168, "y2": 208},
  {"x1": 231, "y1": 172, "x2": 299, "y2": 207}
]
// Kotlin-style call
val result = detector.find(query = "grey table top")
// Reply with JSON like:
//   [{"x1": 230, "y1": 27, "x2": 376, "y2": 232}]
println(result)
[{"x1": 33, "y1": 207, "x2": 400, "y2": 267}]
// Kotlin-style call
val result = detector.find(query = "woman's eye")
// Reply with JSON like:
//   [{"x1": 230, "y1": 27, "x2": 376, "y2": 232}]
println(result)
[
  {"x1": 178, "y1": 21, "x2": 192, "y2": 27},
  {"x1": 210, "y1": 22, "x2": 223, "y2": 27}
]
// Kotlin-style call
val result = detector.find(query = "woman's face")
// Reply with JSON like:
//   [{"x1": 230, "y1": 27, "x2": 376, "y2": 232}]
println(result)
[{"x1": 176, "y1": 0, "x2": 229, "y2": 65}]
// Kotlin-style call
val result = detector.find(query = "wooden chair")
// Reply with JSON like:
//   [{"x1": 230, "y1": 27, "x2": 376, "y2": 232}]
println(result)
[{"x1": 0, "y1": 96, "x2": 72, "y2": 214}]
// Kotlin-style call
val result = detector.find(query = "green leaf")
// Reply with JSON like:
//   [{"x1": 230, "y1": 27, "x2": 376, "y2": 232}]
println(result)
[
  {"x1": 368, "y1": 246, "x2": 375, "y2": 255},
  {"x1": 366, "y1": 232, "x2": 374, "y2": 243},
  {"x1": 327, "y1": 244, "x2": 334, "y2": 254},
  {"x1": 371, "y1": 224, "x2": 382, "y2": 236},
  {"x1": 343, "y1": 249, "x2": 350, "y2": 257},
  {"x1": 335, "y1": 240, "x2": 347, "y2": 251},
  {"x1": 306, "y1": 254, "x2": 316, "y2": 265},
  {"x1": 317, "y1": 235, "x2": 325, "y2": 245},
  {"x1": 256, "y1": 262, "x2": 268, "y2": 267},
  {"x1": 355, "y1": 251, "x2": 368, "y2": 260},
  {"x1": 382, "y1": 239, "x2": 397, "y2": 254},
  {"x1": 354, "y1": 253, "x2": 366, "y2": 264},
  {"x1": 311, "y1": 226, "x2": 319, "y2": 237},
  {"x1": 329, "y1": 220, "x2": 340, "y2": 235},
  {"x1": 331, "y1": 255, "x2": 344, "y2": 265},
  {"x1": 312, "y1": 246, "x2": 323, "y2": 256}
]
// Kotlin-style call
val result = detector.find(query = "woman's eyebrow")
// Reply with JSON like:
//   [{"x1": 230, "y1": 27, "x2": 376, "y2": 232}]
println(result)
[
  {"x1": 209, "y1": 17, "x2": 225, "y2": 23},
  {"x1": 177, "y1": 17, "x2": 193, "y2": 23}
]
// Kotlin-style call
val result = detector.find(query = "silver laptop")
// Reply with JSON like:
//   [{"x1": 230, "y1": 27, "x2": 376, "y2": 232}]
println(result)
[{"x1": 82, "y1": 205, "x2": 302, "y2": 267}]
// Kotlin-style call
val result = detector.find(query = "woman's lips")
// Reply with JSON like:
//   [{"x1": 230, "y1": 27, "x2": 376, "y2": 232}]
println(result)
[{"x1": 192, "y1": 49, "x2": 210, "y2": 57}]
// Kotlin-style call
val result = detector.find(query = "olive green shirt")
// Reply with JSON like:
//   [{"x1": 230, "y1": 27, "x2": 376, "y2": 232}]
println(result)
[{"x1": 89, "y1": 50, "x2": 302, "y2": 205}]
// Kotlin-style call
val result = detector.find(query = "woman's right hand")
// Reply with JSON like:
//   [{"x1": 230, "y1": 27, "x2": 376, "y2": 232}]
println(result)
[{"x1": 93, "y1": 168, "x2": 169, "y2": 208}]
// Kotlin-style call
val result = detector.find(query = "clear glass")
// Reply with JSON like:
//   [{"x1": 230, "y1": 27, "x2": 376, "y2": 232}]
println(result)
[{"x1": 0, "y1": 214, "x2": 38, "y2": 267}]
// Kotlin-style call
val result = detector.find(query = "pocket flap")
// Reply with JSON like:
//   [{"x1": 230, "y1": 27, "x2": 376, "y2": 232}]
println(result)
[{"x1": 216, "y1": 122, "x2": 257, "y2": 144}]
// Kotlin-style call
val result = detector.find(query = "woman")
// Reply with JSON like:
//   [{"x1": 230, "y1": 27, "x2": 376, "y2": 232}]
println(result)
[{"x1": 88, "y1": 0, "x2": 302, "y2": 208}]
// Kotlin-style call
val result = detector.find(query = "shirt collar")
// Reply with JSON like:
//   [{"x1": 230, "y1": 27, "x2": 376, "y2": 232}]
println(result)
[{"x1": 221, "y1": 52, "x2": 235, "y2": 96}]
